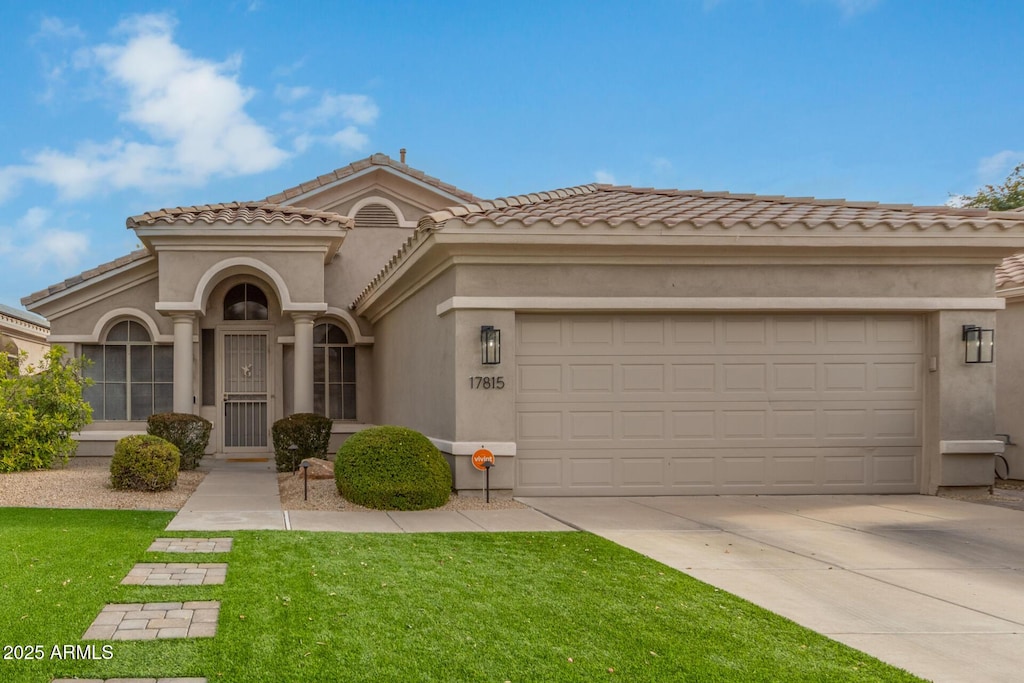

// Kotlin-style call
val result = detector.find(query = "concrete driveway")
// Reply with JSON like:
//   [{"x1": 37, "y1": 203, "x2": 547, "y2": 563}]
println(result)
[{"x1": 519, "y1": 494, "x2": 1024, "y2": 683}]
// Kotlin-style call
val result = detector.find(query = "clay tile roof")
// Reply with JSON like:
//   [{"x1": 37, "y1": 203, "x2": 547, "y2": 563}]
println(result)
[
  {"x1": 263, "y1": 152, "x2": 481, "y2": 205},
  {"x1": 353, "y1": 184, "x2": 1024, "y2": 309},
  {"x1": 418, "y1": 184, "x2": 1020, "y2": 231},
  {"x1": 126, "y1": 201, "x2": 353, "y2": 229},
  {"x1": 21, "y1": 249, "x2": 153, "y2": 307},
  {"x1": 997, "y1": 253, "x2": 1024, "y2": 287}
]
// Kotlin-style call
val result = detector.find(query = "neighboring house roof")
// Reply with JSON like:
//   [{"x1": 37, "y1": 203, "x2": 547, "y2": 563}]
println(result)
[
  {"x1": 22, "y1": 249, "x2": 153, "y2": 307},
  {"x1": 0, "y1": 303, "x2": 49, "y2": 330},
  {"x1": 353, "y1": 184, "x2": 1024, "y2": 308},
  {"x1": 264, "y1": 152, "x2": 481, "y2": 206},
  {"x1": 126, "y1": 201, "x2": 353, "y2": 229},
  {"x1": 997, "y1": 253, "x2": 1024, "y2": 287}
]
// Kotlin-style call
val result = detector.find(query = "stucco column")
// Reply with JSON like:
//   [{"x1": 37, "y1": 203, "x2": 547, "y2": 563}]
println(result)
[
  {"x1": 171, "y1": 314, "x2": 195, "y2": 414},
  {"x1": 292, "y1": 313, "x2": 316, "y2": 414}
]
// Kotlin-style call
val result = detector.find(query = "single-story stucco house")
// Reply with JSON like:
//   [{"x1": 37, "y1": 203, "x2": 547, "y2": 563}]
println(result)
[
  {"x1": 0, "y1": 303, "x2": 49, "y2": 370},
  {"x1": 996, "y1": 253, "x2": 1024, "y2": 480},
  {"x1": 22, "y1": 152, "x2": 1024, "y2": 496}
]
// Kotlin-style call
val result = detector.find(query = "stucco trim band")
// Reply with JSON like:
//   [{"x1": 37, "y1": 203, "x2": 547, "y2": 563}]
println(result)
[
  {"x1": 427, "y1": 438, "x2": 517, "y2": 456},
  {"x1": 74, "y1": 430, "x2": 147, "y2": 441},
  {"x1": 436, "y1": 296, "x2": 1006, "y2": 316},
  {"x1": 939, "y1": 440, "x2": 1006, "y2": 455}
]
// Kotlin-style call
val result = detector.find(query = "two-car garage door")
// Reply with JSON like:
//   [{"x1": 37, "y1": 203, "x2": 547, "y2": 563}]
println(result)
[{"x1": 514, "y1": 314, "x2": 922, "y2": 496}]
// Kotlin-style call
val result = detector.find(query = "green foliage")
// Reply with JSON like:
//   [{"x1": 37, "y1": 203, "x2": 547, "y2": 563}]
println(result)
[
  {"x1": 146, "y1": 412, "x2": 212, "y2": 470},
  {"x1": 272, "y1": 412, "x2": 333, "y2": 472},
  {"x1": 110, "y1": 434, "x2": 180, "y2": 491},
  {"x1": 0, "y1": 346, "x2": 92, "y2": 473},
  {"x1": 960, "y1": 162, "x2": 1024, "y2": 210},
  {"x1": 335, "y1": 425, "x2": 451, "y2": 510}
]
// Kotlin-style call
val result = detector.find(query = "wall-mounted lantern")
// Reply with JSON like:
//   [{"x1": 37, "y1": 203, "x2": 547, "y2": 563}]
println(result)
[
  {"x1": 962, "y1": 325, "x2": 994, "y2": 364},
  {"x1": 481, "y1": 326, "x2": 501, "y2": 365}
]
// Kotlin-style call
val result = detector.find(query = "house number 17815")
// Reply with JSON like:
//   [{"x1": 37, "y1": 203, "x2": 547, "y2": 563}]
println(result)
[{"x1": 469, "y1": 376, "x2": 505, "y2": 389}]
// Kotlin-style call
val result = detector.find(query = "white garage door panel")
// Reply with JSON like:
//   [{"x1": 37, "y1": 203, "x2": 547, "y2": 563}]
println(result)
[{"x1": 515, "y1": 314, "x2": 922, "y2": 495}]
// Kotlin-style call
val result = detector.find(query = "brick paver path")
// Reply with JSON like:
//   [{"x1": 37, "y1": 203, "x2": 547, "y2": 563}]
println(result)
[
  {"x1": 147, "y1": 538, "x2": 233, "y2": 553},
  {"x1": 52, "y1": 679, "x2": 207, "y2": 683},
  {"x1": 121, "y1": 563, "x2": 227, "y2": 586},
  {"x1": 82, "y1": 601, "x2": 220, "y2": 640}
]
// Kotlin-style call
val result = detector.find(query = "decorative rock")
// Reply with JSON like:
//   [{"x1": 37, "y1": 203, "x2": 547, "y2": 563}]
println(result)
[{"x1": 301, "y1": 458, "x2": 334, "y2": 479}]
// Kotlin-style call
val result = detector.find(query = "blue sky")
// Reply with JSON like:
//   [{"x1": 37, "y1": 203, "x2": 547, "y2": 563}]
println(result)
[{"x1": 1, "y1": 0, "x2": 1022, "y2": 310}]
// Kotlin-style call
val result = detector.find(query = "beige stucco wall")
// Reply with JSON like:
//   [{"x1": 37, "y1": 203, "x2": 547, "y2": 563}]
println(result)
[
  {"x1": 996, "y1": 299, "x2": 1024, "y2": 478},
  {"x1": 454, "y1": 262, "x2": 995, "y2": 299},
  {"x1": 371, "y1": 268, "x2": 456, "y2": 439},
  {"x1": 1, "y1": 327, "x2": 49, "y2": 370}
]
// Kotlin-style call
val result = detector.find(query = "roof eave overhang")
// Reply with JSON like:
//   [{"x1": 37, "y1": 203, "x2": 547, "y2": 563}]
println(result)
[
  {"x1": 133, "y1": 222, "x2": 350, "y2": 264},
  {"x1": 23, "y1": 254, "x2": 157, "y2": 318}
]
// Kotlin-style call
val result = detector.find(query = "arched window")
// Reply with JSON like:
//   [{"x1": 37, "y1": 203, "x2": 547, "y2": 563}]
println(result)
[
  {"x1": 224, "y1": 283, "x2": 269, "y2": 321},
  {"x1": 3, "y1": 340, "x2": 18, "y2": 375},
  {"x1": 82, "y1": 320, "x2": 173, "y2": 420},
  {"x1": 313, "y1": 322, "x2": 356, "y2": 420}
]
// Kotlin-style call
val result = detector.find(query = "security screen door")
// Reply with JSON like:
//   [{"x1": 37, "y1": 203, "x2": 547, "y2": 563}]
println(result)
[{"x1": 223, "y1": 332, "x2": 269, "y2": 449}]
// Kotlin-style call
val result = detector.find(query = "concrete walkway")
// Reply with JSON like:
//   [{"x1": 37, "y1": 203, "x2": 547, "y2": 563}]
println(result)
[
  {"x1": 520, "y1": 494, "x2": 1024, "y2": 683},
  {"x1": 167, "y1": 459, "x2": 571, "y2": 532}
]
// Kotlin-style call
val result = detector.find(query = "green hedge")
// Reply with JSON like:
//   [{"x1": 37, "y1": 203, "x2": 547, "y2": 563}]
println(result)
[
  {"x1": 0, "y1": 346, "x2": 92, "y2": 473},
  {"x1": 147, "y1": 413, "x2": 212, "y2": 470},
  {"x1": 335, "y1": 426, "x2": 451, "y2": 510},
  {"x1": 110, "y1": 434, "x2": 180, "y2": 492},
  {"x1": 272, "y1": 413, "x2": 333, "y2": 472}
]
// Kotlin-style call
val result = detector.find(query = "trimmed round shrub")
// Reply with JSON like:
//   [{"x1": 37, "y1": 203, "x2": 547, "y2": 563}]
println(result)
[
  {"x1": 110, "y1": 435, "x2": 180, "y2": 492},
  {"x1": 335, "y1": 426, "x2": 451, "y2": 510},
  {"x1": 147, "y1": 413, "x2": 212, "y2": 470},
  {"x1": 272, "y1": 413, "x2": 333, "y2": 472}
]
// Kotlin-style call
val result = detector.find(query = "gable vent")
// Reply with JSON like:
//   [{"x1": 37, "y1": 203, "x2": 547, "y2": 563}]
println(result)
[{"x1": 354, "y1": 203, "x2": 400, "y2": 229}]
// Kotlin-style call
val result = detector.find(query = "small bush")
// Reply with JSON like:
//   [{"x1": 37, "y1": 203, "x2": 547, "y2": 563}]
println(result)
[
  {"x1": 0, "y1": 346, "x2": 92, "y2": 473},
  {"x1": 335, "y1": 426, "x2": 451, "y2": 510},
  {"x1": 110, "y1": 434, "x2": 180, "y2": 492},
  {"x1": 272, "y1": 413, "x2": 332, "y2": 472},
  {"x1": 147, "y1": 413, "x2": 212, "y2": 470}
]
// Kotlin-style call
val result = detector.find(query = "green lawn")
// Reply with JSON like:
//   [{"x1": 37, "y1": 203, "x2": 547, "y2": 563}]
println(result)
[{"x1": 0, "y1": 508, "x2": 922, "y2": 682}]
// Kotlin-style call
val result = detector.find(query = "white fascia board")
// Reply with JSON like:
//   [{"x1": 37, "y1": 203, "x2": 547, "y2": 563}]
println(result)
[{"x1": 437, "y1": 296, "x2": 1007, "y2": 316}]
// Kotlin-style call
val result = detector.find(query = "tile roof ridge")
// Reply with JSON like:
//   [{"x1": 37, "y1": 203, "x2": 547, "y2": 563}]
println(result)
[
  {"x1": 264, "y1": 152, "x2": 482, "y2": 205},
  {"x1": 420, "y1": 184, "x2": 599, "y2": 229},
  {"x1": 595, "y1": 184, "x2": 1019, "y2": 218},
  {"x1": 22, "y1": 248, "x2": 153, "y2": 307},
  {"x1": 126, "y1": 201, "x2": 352, "y2": 228}
]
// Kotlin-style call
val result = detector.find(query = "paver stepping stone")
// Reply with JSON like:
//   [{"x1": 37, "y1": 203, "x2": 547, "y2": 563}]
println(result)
[
  {"x1": 52, "y1": 679, "x2": 207, "y2": 683},
  {"x1": 121, "y1": 563, "x2": 228, "y2": 586},
  {"x1": 147, "y1": 538, "x2": 232, "y2": 553},
  {"x1": 82, "y1": 602, "x2": 220, "y2": 640}
]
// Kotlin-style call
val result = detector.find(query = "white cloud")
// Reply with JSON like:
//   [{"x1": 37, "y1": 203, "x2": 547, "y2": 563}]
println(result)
[
  {"x1": 280, "y1": 91, "x2": 379, "y2": 157},
  {"x1": 35, "y1": 17, "x2": 85, "y2": 40},
  {"x1": 651, "y1": 157, "x2": 673, "y2": 174},
  {"x1": 308, "y1": 94, "x2": 379, "y2": 126},
  {"x1": 26, "y1": 229, "x2": 90, "y2": 270},
  {"x1": 275, "y1": 84, "x2": 312, "y2": 103},
  {"x1": 330, "y1": 126, "x2": 370, "y2": 151},
  {"x1": 978, "y1": 150, "x2": 1023, "y2": 184},
  {"x1": 594, "y1": 170, "x2": 618, "y2": 185},
  {"x1": 3, "y1": 13, "x2": 290, "y2": 202},
  {"x1": 0, "y1": 208, "x2": 90, "y2": 271}
]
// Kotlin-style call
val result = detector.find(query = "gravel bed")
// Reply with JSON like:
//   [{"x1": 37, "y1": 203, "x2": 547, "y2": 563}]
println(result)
[
  {"x1": 0, "y1": 457, "x2": 525, "y2": 513},
  {"x1": 278, "y1": 471, "x2": 527, "y2": 511},
  {"x1": 0, "y1": 459, "x2": 205, "y2": 511}
]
